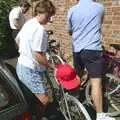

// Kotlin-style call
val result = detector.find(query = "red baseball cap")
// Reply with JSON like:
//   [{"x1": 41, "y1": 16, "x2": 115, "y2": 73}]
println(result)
[{"x1": 56, "y1": 64, "x2": 80, "y2": 90}]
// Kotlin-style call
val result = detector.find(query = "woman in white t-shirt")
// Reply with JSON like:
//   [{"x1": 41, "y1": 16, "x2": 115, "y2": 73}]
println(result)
[
  {"x1": 9, "y1": 1, "x2": 30, "y2": 39},
  {"x1": 15, "y1": 0, "x2": 56, "y2": 119}
]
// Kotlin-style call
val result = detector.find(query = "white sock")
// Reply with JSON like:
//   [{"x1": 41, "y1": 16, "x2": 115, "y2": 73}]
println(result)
[{"x1": 97, "y1": 112, "x2": 106, "y2": 118}]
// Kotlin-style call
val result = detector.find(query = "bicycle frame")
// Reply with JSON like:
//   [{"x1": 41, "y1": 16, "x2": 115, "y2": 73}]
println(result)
[
  {"x1": 46, "y1": 31, "x2": 92, "y2": 120},
  {"x1": 103, "y1": 49, "x2": 120, "y2": 98},
  {"x1": 103, "y1": 45, "x2": 120, "y2": 116},
  {"x1": 85, "y1": 46, "x2": 120, "y2": 117},
  {"x1": 105, "y1": 73, "x2": 120, "y2": 94},
  {"x1": 46, "y1": 54, "x2": 74, "y2": 120},
  {"x1": 47, "y1": 74, "x2": 72, "y2": 119},
  {"x1": 46, "y1": 53, "x2": 68, "y2": 101},
  {"x1": 103, "y1": 49, "x2": 120, "y2": 79},
  {"x1": 46, "y1": 53, "x2": 92, "y2": 120}
]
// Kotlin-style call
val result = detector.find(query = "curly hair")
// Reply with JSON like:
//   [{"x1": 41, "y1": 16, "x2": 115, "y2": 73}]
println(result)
[
  {"x1": 33, "y1": 0, "x2": 56, "y2": 17},
  {"x1": 20, "y1": 1, "x2": 31, "y2": 8}
]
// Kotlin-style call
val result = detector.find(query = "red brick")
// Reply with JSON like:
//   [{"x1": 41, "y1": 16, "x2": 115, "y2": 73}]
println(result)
[{"x1": 25, "y1": 0, "x2": 120, "y2": 61}]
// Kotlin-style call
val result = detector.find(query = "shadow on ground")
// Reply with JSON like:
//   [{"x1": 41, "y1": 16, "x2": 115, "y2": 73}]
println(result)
[
  {"x1": 43, "y1": 103, "x2": 65, "y2": 120},
  {"x1": 4, "y1": 62, "x2": 103, "y2": 120}
]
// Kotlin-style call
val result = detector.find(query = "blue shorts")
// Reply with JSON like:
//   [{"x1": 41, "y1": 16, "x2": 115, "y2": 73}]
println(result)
[
  {"x1": 16, "y1": 64, "x2": 47, "y2": 93},
  {"x1": 73, "y1": 50, "x2": 104, "y2": 78}
]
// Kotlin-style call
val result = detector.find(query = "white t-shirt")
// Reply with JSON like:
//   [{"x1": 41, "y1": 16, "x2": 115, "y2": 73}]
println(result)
[
  {"x1": 16, "y1": 18, "x2": 48, "y2": 72},
  {"x1": 9, "y1": 6, "x2": 25, "y2": 29}
]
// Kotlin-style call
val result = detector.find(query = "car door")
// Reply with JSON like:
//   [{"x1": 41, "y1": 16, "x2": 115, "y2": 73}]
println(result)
[{"x1": 0, "y1": 59, "x2": 27, "y2": 120}]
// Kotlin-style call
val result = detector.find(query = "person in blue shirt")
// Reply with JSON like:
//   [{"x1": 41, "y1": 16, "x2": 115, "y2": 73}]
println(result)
[{"x1": 67, "y1": 0, "x2": 115, "y2": 120}]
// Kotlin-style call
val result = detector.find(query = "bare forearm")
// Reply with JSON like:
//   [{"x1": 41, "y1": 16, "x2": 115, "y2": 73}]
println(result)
[
  {"x1": 34, "y1": 52, "x2": 49, "y2": 67},
  {"x1": 14, "y1": 19, "x2": 20, "y2": 29},
  {"x1": 15, "y1": 24, "x2": 20, "y2": 29}
]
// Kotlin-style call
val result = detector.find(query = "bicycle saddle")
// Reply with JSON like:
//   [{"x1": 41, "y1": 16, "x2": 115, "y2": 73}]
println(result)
[
  {"x1": 47, "y1": 30, "x2": 53, "y2": 35},
  {"x1": 48, "y1": 39, "x2": 56, "y2": 44},
  {"x1": 110, "y1": 44, "x2": 120, "y2": 50}
]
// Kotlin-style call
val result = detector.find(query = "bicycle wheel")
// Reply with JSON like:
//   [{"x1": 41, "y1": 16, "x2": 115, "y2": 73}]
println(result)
[
  {"x1": 85, "y1": 76, "x2": 120, "y2": 117},
  {"x1": 59, "y1": 94, "x2": 92, "y2": 120},
  {"x1": 85, "y1": 81, "x2": 93, "y2": 105},
  {"x1": 105, "y1": 73, "x2": 120, "y2": 117}
]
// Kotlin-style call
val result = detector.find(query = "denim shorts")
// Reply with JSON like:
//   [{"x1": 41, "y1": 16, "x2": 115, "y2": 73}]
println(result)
[
  {"x1": 16, "y1": 63, "x2": 47, "y2": 93},
  {"x1": 73, "y1": 50, "x2": 104, "y2": 78}
]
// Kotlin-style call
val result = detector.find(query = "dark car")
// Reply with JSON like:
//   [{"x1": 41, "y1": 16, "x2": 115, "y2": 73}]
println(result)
[
  {"x1": 0, "y1": 59, "x2": 32, "y2": 120},
  {"x1": 0, "y1": 58, "x2": 66, "y2": 120}
]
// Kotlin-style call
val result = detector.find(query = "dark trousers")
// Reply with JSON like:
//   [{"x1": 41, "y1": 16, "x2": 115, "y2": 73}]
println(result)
[
  {"x1": 12, "y1": 29, "x2": 20, "y2": 39},
  {"x1": 12, "y1": 29, "x2": 20, "y2": 57}
]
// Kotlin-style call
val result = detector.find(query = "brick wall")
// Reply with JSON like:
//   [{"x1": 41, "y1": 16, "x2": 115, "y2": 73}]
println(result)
[
  {"x1": 46, "y1": 0, "x2": 73, "y2": 61},
  {"x1": 102, "y1": 0, "x2": 120, "y2": 52},
  {"x1": 25, "y1": 0, "x2": 120, "y2": 63}
]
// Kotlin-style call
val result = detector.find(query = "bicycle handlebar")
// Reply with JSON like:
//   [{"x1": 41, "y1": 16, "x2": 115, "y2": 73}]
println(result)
[
  {"x1": 110, "y1": 44, "x2": 120, "y2": 50},
  {"x1": 47, "y1": 30, "x2": 53, "y2": 36}
]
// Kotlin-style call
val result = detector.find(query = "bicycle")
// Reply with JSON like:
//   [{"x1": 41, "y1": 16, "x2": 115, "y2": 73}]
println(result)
[
  {"x1": 47, "y1": 30, "x2": 89, "y2": 88},
  {"x1": 85, "y1": 44, "x2": 120, "y2": 117},
  {"x1": 45, "y1": 44, "x2": 92, "y2": 120},
  {"x1": 47, "y1": 30, "x2": 74, "y2": 64},
  {"x1": 47, "y1": 30, "x2": 64, "y2": 57}
]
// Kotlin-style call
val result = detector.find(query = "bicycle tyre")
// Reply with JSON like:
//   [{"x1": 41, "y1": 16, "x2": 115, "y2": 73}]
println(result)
[
  {"x1": 59, "y1": 94, "x2": 92, "y2": 120},
  {"x1": 105, "y1": 73, "x2": 120, "y2": 117},
  {"x1": 85, "y1": 79, "x2": 120, "y2": 117},
  {"x1": 85, "y1": 81, "x2": 93, "y2": 105}
]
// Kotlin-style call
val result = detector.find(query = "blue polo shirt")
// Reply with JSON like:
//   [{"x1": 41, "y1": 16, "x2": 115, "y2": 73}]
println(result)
[{"x1": 67, "y1": 0, "x2": 104, "y2": 52}]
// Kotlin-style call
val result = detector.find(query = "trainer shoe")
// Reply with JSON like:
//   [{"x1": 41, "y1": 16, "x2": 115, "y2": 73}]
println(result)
[
  {"x1": 96, "y1": 113, "x2": 116, "y2": 120},
  {"x1": 41, "y1": 117, "x2": 48, "y2": 120}
]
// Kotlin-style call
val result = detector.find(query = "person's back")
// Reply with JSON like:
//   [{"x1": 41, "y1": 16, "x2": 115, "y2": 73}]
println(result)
[
  {"x1": 15, "y1": 0, "x2": 56, "y2": 119},
  {"x1": 17, "y1": 18, "x2": 48, "y2": 72},
  {"x1": 67, "y1": 0, "x2": 116, "y2": 120},
  {"x1": 9, "y1": 1, "x2": 30, "y2": 39},
  {"x1": 67, "y1": 0, "x2": 104, "y2": 52},
  {"x1": 9, "y1": 6, "x2": 25, "y2": 30}
]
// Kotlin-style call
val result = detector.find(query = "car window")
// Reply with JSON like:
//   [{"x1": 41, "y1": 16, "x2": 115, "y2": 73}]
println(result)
[
  {"x1": 0, "y1": 84, "x2": 9, "y2": 108},
  {"x1": 0, "y1": 72, "x2": 19, "y2": 109},
  {"x1": 0, "y1": 63, "x2": 27, "y2": 120}
]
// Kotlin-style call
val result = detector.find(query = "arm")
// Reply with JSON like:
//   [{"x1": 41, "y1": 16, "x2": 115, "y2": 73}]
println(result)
[
  {"x1": 15, "y1": 37, "x2": 20, "y2": 47},
  {"x1": 101, "y1": 4, "x2": 105, "y2": 25},
  {"x1": 101, "y1": 12, "x2": 104, "y2": 25},
  {"x1": 68, "y1": 31, "x2": 72, "y2": 36},
  {"x1": 12, "y1": 8, "x2": 22, "y2": 29},
  {"x1": 15, "y1": 31, "x2": 20, "y2": 47},
  {"x1": 13, "y1": 19, "x2": 21, "y2": 29},
  {"x1": 34, "y1": 51, "x2": 49, "y2": 67},
  {"x1": 32, "y1": 29, "x2": 53, "y2": 67},
  {"x1": 34, "y1": 51, "x2": 54, "y2": 69},
  {"x1": 67, "y1": 9, "x2": 72, "y2": 36}
]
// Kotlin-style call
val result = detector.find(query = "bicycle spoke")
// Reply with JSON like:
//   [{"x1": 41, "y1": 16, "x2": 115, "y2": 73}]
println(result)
[{"x1": 60, "y1": 94, "x2": 91, "y2": 120}]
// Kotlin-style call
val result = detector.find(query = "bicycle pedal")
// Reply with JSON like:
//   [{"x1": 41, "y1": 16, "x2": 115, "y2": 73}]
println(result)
[{"x1": 106, "y1": 73, "x2": 115, "y2": 79}]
